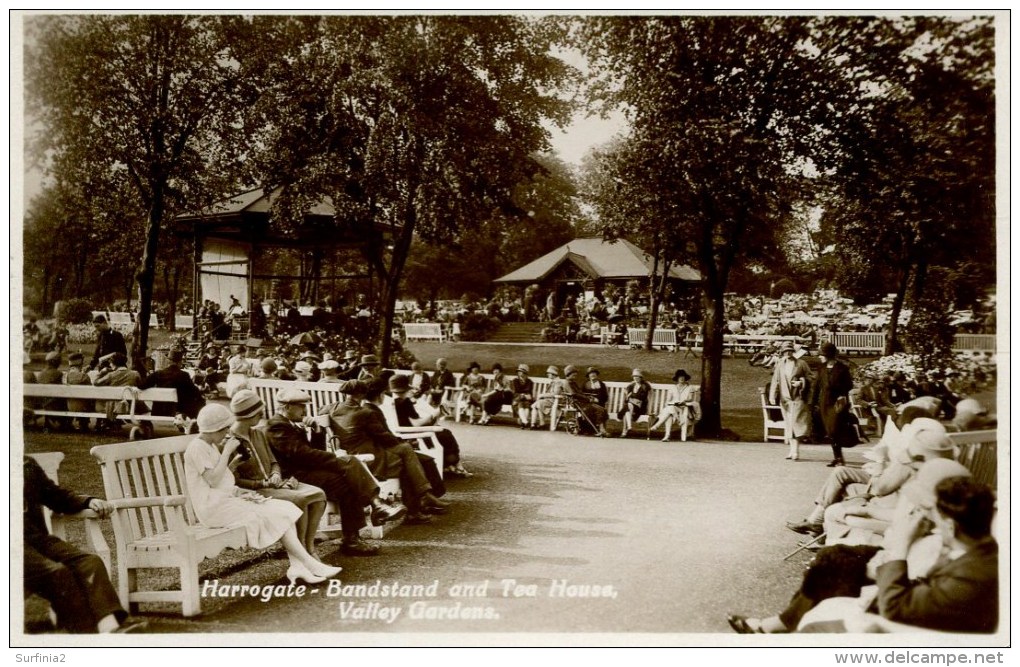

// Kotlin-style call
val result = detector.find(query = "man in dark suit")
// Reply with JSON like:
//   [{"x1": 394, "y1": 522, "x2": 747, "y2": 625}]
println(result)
[
  {"x1": 24, "y1": 457, "x2": 145, "y2": 633},
  {"x1": 88, "y1": 315, "x2": 127, "y2": 371},
  {"x1": 139, "y1": 349, "x2": 205, "y2": 420},
  {"x1": 265, "y1": 389, "x2": 403, "y2": 556},
  {"x1": 329, "y1": 379, "x2": 449, "y2": 525}
]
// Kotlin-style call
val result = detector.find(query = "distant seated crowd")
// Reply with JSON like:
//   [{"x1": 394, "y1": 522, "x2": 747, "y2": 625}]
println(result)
[{"x1": 728, "y1": 413, "x2": 997, "y2": 634}]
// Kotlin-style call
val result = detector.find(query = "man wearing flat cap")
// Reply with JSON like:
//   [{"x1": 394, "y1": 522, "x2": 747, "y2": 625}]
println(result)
[
  {"x1": 769, "y1": 340, "x2": 812, "y2": 461},
  {"x1": 327, "y1": 379, "x2": 450, "y2": 525},
  {"x1": 265, "y1": 388, "x2": 403, "y2": 556},
  {"x1": 317, "y1": 359, "x2": 343, "y2": 384}
]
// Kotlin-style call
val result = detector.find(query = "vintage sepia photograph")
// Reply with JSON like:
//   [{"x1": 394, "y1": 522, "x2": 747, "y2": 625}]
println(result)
[{"x1": 11, "y1": 9, "x2": 1008, "y2": 653}]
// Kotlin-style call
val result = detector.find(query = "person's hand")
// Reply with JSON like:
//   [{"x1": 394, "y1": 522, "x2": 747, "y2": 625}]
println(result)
[
  {"x1": 884, "y1": 508, "x2": 931, "y2": 560},
  {"x1": 88, "y1": 498, "x2": 113, "y2": 518},
  {"x1": 222, "y1": 436, "x2": 242, "y2": 457},
  {"x1": 268, "y1": 471, "x2": 284, "y2": 488},
  {"x1": 301, "y1": 415, "x2": 318, "y2": 429}
]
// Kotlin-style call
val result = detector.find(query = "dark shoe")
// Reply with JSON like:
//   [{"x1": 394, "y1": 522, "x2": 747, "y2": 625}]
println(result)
[
  {"x1": 371, "y1": 502, "x2": 406, "y2": 525},
  {"x1": 341, "y1": 539, "x2": 381, "y2": 557},
  {"x1": 826, "y1": 459, "x2": 846, "y2": 467},
  {"x1": 403, "y1": 513, "x2": 432, "y2": 525},
  {"x1": 422, "y1": 493, "x2": 450, "y2": 509},
  {"x1": 786, "y1": 520, "x2": 823, "y2": 537},
  {"x1": 727, "y1": 615, "x2": 763, "y2": 634},
  {"x1": 113, "y1": 619, "x2": 149, "y2": 634}
]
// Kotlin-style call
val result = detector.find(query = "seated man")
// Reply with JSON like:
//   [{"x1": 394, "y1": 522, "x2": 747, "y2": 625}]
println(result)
[
  {"x1": 265, "y1": 389, "x2": 403, "y2": 556},
  {"x1": 329, "y1": 379, "x2": 449, "y2": 525},
  {"x1": 428, "y1": 357, "x2": 458, "y2": 415},
  {"x1": 94, "y1": 352, "x2": 145, "y2": 434},
  {"x1": 728, "y1": 459, "x2": 988, "y2": 634},
  {"x1": 139, "y1": 349, "x2": 206, "y2": 422},
  {"x1": 36, "y1": 352, "x2": 69, "y2": 431},
  {"x1": 24, "y1": 457, "x2": 145, "y2": 633},
  {"x1": 388, "y1": 373, "x2": 471, "y2": 478},
  {"x1": 64, "y1": 352, "x2": 93, "y2": 432}
]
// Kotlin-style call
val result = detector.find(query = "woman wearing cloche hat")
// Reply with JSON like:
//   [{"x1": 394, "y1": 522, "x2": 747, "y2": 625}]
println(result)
[
  {"x1": 769, "y1": 340, "x2": 813, "y2": 461},
  {"x1": 184, "y1": 404, "x2": 341, "y2": 585},
  {"x1": 509, "y1": 364, "x2": 535, "y2": 429},
  {"x1": 811, "y1": 341, "x2": 855, "y2": 467},
  {"x1": 649, "y1": 369, "x2": 700, "y2": 442},
  {"x1": 620, "y1": 369, "x2": 652, "y2": 438}
]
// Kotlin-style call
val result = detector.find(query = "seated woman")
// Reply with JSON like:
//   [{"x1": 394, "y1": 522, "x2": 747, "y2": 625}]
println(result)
[
  {"x1": 728, "y1": 462, "x2": 996, "y2": 634},
  {"x1": 563, "y1": 365, "x2": 609, "y2": 437},
  {"x1": 460, "y1": 362, "x2": 487, "y2": 424},
  {"x1": 621, "y1": 368, "x2": 652, "y2": 438},
  {"x1": 532, "y1": 366, "x2": 567, "y2": 429},
  {"x1": 225, "y1": 344, "x2": 252, "y2": 398},
  {"x1": 228, "y1": 390, "x2": 328, "y2": 556},
  {"x1": 649, "y1": 369, "x2": 700, "y2": 441},
  {"x1": 185, "y1": 404, "x2": 341, "y2": 585},
  {"x1": 509, "y1": 364, "x2": 535, "y2": 429},
  {"x1": 480, "y1": 363, "x2": 511, "y2": 425}
]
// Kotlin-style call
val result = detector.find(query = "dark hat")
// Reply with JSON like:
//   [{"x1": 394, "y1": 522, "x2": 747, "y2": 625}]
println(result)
[
  {"x1": 491, "y1": 362, "x2": 503, "y2": 372},
  {"x1": 389, "y1": 374, "x2": 411, "y2": 393},
  {"x1": 68, "y1": 352, "x2": 84, "y2": 364},
  {"x1": 586, "y1": 366, "x2": 599, "y2": 376},
  {"x1": 340, "y1": 379, "x2": 369, "y2": 396},
  {"x1": 92, "y1": 314, "x2": 108, "y2": 324},
  {"x1": 359, "y1": 354, "x2": 380, "y2": 367},
  {"x1": 169, "y1": 349, "x2": 184, "y2": 363},
  {"x1": 366, "y1": 377, "x2": 390, "y2": 398},
  {"x1": 673, "y1": 369, "x2": 691, "y2": 382},
  {"x1": 820, "y1": 342, "x2": 838, "y2": 358},
  {"x1": 468, "y1": 361, "x2": 481, "y2": 371}
]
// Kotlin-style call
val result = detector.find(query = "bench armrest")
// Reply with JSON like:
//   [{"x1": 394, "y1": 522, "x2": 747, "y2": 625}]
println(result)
[
  {"x1": 394, "y1": 425, "x2": 445, "y2": 433},
  {"x1": 109, "y1": 495, "x2": 187, "y2": 510}
]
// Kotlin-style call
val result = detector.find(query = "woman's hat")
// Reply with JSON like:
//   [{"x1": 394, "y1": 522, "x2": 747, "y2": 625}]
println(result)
[
  {"x1": 468, "y1": 361, "x2": 481, "y2": 371},
  {"x1": 229, "y1": 389, "x2": 265, "y2": 420},
  {"x1": 546, "y1": 365, "x2": 560, "y2": 376},
  {"x1": 586, "y1": 367, "x2": 599, "y2": 376},
  {"x1": 517, "y1": 364, "x2": 530, "y2": 374},
  {"x1": 904, "y1": 418, "x2": 954, "y2": 461},
  {"x1": 820, "y1": 342, "x2": 838, "y2": 358},
  {"x1": 632, "y1": 368, "x2": 644, "y2": 378},
  {"x1": 563, "y1": 365, "x2": 578, "y2": 376},
  {"x1": 903, "y1": 459, "x2": 971, "y2": 509},
  {"x1": 197, "y1": 404, "x2": 234, "y2": 433},
  {"x1": 294, "y1": 360, "x2": 313, "y2": 374},
  {"x1": 673, "y1": 369, "x2": 691, "y2": 382},
  {"x1": 780, "y1": 341, "x2": 795, "y2": 353}
]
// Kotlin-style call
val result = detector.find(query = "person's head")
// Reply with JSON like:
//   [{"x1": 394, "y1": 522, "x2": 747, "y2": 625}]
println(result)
[
  {"x1": 109, "y1": 352, "x2": 127, "y2": 369},
  {"x1": 276, "y1": 388, "x2": 312, "y2": 420},
  {"x1": 411, "y1": 361, "x2": 423, "y2": 373},
  {"x1": 197, "y1": 404, "x2": 234, "y2": 444},
  {"x1": 293, "y1": 360, "x2": 313, "y2": 380},
  {"x1": 673, "y1": 369, "x2": 691, "y2": 384},
  {"x1": 563, "y1": 365, "x2": 578, "y2": 378},
  {"x1": 388, "y1": 373, "x2": 412, "y2": 399},
  {"x1": 44, "y1": 351, "x2": 61, "y2": 368},
  {"x1": 229, "y1": 389, "x2": 265, "y2": 427},
  {"x1": 93, "y1": 314, "x2": 109, "y2": 331},
  {"x1": 68, "y1": 352, "x2": 84, "y2": 368},
  {"x1": 233, "y1": 344, "x2": 245, "y2": 356},
  {"x1": 491, "y1": 363, "x2": 503, "y2": 374},
  {"x1": 933, "y1": 477, "x2": 996, "y2": 542},
  {"x1": 546, "y1": 365, "x2": 560, "y2": 378},
  {"x1": 468, "y1": 361, "x2": 481, "y2": 374},
  {"x1": 903, "y1": 418, "x2": 954, "y2": 462},
  {"x1": 319, "y1": 359, "x2": 340, "y2": 376},
  {"x1": 344, "y1": 350, "x2": 358, "y2": 364},
  {"x1": 587, "y1": 367, "x2": 600, "y2": 381},
  {"x1": 436, "y1": 357, "x2": 448, "y2": 371},
  {"x1": 359, "y1": 354, "x2": 381, "y2": 376},
  {"x1": 366, "y1": 377, "x2": 389, "y2": 404},
  {"x1": 632, "y1": 368, "x2": 644, "y2": 382},
  {"x1": 517, "y1": 364, "x2": 530, "y2": 376},
  {"x1": 169, "y1": 349, "x2": 185, "y2": 366},
  {"x1": 780, "y1": 341, "x2": 795, "y2": 356},
  {"x1": 261, "y1": 357, "x2": 278, "y2": 376},
  {"x1": 819, "y1": 342, "x2": 838, "y2": 361},
  {"x1": 952, "y1": 398, "x2": 989, "y2": 431}
]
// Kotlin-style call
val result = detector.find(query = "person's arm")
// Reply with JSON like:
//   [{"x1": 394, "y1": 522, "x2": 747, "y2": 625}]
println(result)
[
  {"x1": 26, "y1": 457, "x2": 92, "y2": 516},
  {"x1": 265, "y1": 419, "x2": 338, "y2": 468},
  {"x1": 199, "y1": 437, "x2": 242, "y2": 489}
]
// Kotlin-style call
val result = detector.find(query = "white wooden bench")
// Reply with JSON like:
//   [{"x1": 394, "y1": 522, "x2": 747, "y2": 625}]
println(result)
[
  {"x1": 947, "y1": 429, "x2": 997, "y2": 488},
  {"x1": 107, "y1": 312, "x2": 133, "y2": 330},
  {"x1": 175, "y1": 315, "x2": 195, "y2": 331},
  {"x1": 627, "y1": 328, "x2": 678, "y2": 350},
  {"x1": 24, "y1": 385, "x2": 180, "y2": 439},
  {"x1": 403, "y1": 323, "x2": 447, "y2": 342},
  {"x1": 759, "y1": 387, "x2": 787, "y2": 442}
]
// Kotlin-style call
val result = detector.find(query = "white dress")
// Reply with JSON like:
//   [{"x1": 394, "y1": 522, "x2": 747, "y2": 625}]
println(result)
[
  {"x1": 225, "y1": 355, "x2": 252, "y2": 398},
  {"x1": 184, "y1": 437, "x2": 301, "y2": 549}
]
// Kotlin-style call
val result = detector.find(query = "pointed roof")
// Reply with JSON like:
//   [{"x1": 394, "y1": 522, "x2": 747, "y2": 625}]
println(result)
[{"x1": 494, "y1": 238, "x2": 700, "y2": 284}]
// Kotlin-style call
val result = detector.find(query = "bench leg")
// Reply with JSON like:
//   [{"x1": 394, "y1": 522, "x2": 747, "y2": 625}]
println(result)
[{"x1": 179, "y1": 556, "x2": 202, "y2": 617}]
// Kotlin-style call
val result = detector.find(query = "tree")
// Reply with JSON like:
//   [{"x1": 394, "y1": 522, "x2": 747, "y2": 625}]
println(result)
[
  {"x1": 819, "y1": 17, "x2": 995, "y2": 354},
  {"x1": 233, "y1": 16, "x2": 575, "y2": 363},
  {"x1": 577, "y1": 17, "x2": 830, "y2": 436},
  {"x1": 27, "y1": 15, "x2": 247, "y2": 360}
]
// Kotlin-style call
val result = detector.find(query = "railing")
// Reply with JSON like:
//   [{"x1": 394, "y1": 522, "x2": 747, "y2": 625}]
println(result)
[{"x1": 952, "y1": 334, "x2": 996, "y2": 352}]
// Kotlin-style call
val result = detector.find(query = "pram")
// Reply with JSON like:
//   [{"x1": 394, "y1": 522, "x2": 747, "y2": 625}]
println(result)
[{"x1": 553, "y1": 393, "x2": 602, "y2": 436}]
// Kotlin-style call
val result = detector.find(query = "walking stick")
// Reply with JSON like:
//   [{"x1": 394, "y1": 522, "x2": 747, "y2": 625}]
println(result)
[{"x1": 782, "y1": 532, "x2": 826, "y2": 561}]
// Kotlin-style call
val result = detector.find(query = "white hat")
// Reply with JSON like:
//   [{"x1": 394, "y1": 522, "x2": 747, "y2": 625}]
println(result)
[
  {"x1": 294, "y1": 361, "x2": 313, "y2": 373},
  {"x1": 318, "y1": 359, "x2": 340, "y2": 371},
  {"x1": 197, "y1": 404, "x2": 234, "y2": 433}
]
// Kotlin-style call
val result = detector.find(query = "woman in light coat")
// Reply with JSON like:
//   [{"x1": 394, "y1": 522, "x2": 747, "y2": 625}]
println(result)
[{"x1": 769, "y1": 341, "x2": 813, "y2": 460}]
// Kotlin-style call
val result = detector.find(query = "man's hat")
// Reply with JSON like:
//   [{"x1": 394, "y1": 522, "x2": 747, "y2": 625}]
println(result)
[
  {"x1": 359, "y1": 354, "x2": 380, "y2": 367},
  {"x1": 44, "y1": 351, "x2": 61, "y2": 362},
  {"x1": 344, "y1": 350, "x2": 358, "y2": 361},
  {"x1": 293, "y1": 361, "x2": 313, "y2": 374},
  {"x1": 276, "y1": 388, "x2": 312, "y2": 404},
  {"x1": 318, "y1": 359, "x2": 340, "y2": 371},
  {"x1": 820, "y1": 342, "x2": 838, "y2": 358},
  {"x1": 340, "y1": 379, "x2": 369, "y2": 396},
  {"x1": 389, "y1": 374, "x2": 411, "y2": 393}
]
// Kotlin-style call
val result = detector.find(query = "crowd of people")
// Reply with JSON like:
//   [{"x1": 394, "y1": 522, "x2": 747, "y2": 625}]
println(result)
[{"x1": 728, "y1": 412, "x2": 998, "y2": 634}]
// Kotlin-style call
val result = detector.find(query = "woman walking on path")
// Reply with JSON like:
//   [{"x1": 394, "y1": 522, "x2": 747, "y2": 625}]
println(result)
[
  {"x1": 812, "y1": 342, "x2": 855, "y2": 467},
  {"x1": 769, "y1": 341, "x2": 812, "y2": 460}
]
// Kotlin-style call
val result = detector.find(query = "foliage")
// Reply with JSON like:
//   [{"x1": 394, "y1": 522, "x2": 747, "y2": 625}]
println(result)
[
  {"x1": 57, "y1": 298, "x2": 96, "y2": 325},
  {"x1": 902, "y1": 268, "x2": 957, "y2": 371},
  {"x1": 457, "y1": 313, "x2": 502, "y2": 342}
]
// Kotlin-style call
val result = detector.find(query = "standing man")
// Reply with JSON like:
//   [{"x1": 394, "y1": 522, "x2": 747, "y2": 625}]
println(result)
[
  {"x1": 88, "y1": 315, "x2": 127, "y2": 371},
  {"x1": 769, "y1": 341, "x2": 812, "y2": 461}
]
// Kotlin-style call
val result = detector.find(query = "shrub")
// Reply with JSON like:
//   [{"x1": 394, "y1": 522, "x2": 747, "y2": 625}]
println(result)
[
  {"x1": 458, "y1": 313, "x2": 501, "y2": 342},
  {"x1": 58, "y1": 298, "x2": 96, "y2": 325}
]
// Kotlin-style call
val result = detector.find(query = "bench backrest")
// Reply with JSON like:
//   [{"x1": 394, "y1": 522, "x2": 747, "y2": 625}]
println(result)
[
  {"x1": 248, "y1": 378, "x2": 346, "y2": 418},
  {"x1": 23, "y1": 384, "x2": 178, "y2": 404},
  {"x1": 948, "y1": 430, "x2": 997, "y2": 488},
  {"x1": 403, "y1": 323, "x2": 445, "y2": 340},
  {"x1": 90, "y1": 435, "x2": 199, "y2": 542},
  {"x1": 175, "y1": 315, "x2": 195, "y2": 330},
  {"x1": 108, "y1": 312, "x2": 133, "y2": 327}
]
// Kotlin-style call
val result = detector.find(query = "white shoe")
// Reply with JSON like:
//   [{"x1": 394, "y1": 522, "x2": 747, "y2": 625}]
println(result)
[
  {"x1": 309, "y1": 561, "x2": 342, "y2": 579},
  {"x1": 287, "y1": 562, "x2": 326, "y2": 585}
]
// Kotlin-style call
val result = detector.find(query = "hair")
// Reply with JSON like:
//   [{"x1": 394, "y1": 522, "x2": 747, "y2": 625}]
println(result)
[
  {"x1": 110, "y1": 352, "x2": 127, "y2": 368},
  {"x1": 491, "y1": 363, "x2": 502, "y2": 372},
  {"x1": 935, "y1": 477, "x2": 995, "y2": 540}
]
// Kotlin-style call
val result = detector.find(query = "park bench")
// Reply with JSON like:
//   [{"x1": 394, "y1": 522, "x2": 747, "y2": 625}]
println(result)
[
  {"x1": 758, "y1": 387, "x2": 788, "y2": 443},
  {"x1": 627, "y1": 327, "x2": 678, "y2": 351},
  {"x1": 24, "y1": 384, "x2": 180, "y2": 440},
  {"x1": 107, "y1": 312, "x2": 134, "y2": 330},
  {"x1": 403, "y1": 323, "x2": 447, "y2": 342},
  {"x1": 175, "y1": 315, "x2": 195, "y2": 331},
  {"x1": 947, "y1": 429, "x2": 997, "y2": 488}
]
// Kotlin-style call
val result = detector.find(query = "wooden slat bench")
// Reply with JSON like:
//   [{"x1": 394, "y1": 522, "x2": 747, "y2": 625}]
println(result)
[
  {"x1": 758, "y1": 387, "x2": 787, "y2": 442},
  {"x1": 24, "y1": 385, "x2": 180, "y2": 439},
  {"x1": 403, "y1": 323, "x2": 447, "y2": 342},
  {"x1": 627, "y1": 327, "x2": 679, "y2": 350},
  {"x1": 948, "y1": 429, "x2": 997, "y2": 489}
]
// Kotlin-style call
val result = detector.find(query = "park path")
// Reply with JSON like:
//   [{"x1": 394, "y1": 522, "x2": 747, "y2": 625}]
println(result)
[{"x1": 145, "y1": 423, "x2": 851, "y2": 640}]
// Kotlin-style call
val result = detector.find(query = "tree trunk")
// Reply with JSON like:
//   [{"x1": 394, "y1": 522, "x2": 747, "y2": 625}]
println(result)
[
  {"x1": 697, "y1": 288, "x2": 726, "y2": 437},
  {"x1": 644, "y1": 254, "x2": 660, "y2": 351},
  {"x1": 134, "y1": 186, "x2": 164, "y2": 362},
  {"x1": 884, "y1": 265, "x2": 911, "y2": 356}
]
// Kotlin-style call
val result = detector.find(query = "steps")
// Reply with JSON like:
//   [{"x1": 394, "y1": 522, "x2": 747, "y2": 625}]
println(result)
[{"x1": 487, "y1": 322, "x2": 546, "y2": 343}]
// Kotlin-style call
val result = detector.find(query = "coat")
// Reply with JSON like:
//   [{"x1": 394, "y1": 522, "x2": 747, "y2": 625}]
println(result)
[
  {"x1": 329, "y1": 400, "x2": 404, "y2": 479},
  {"x1": 813, "y1": 360, "x2": 854, "y2": 440}
]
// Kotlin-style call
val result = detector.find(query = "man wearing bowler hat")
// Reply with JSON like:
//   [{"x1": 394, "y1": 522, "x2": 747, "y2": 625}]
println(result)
[
  {"x1": 265, "y1": 388, "x2": 404, "y2": 556},
  {"x1": 356, "y1": 354, "x2": 381, "y2": 382}
]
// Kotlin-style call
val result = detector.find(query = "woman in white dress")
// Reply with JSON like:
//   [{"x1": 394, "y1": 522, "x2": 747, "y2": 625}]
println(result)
[
  {"x1": 225, "y1": 344, "x2": 252, "y2": 398},
  {"x1": 184, "y1": 404, "x2": 341, "y2": 585},
  {"x1": 649, "y1": 369, "x2": 701, "y2": 441}
]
